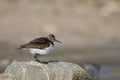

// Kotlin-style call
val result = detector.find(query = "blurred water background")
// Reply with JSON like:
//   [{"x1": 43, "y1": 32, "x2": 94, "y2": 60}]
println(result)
[{"x1": 0, "y1": 0, "x2": 120, "y2": 80}]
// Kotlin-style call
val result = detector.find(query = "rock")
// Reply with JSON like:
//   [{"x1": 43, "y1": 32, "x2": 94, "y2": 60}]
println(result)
[
  {"x1": 80, "y1": 63, "x2": 101, "y2": 79},
  {"x1": 0, "y1": 59, "x2": 12, "y2": 73},
  {"x1": 0, "y1": 61, "x2": 92, "y2": 80}
]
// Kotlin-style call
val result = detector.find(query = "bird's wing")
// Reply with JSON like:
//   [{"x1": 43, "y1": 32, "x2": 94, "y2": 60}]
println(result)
[
  {"x1": 20, "y1": 37, "x2": 50, "y2": 49},
  {"x1": 29, "y1": 37, "x2": 48, "y2": 44}
]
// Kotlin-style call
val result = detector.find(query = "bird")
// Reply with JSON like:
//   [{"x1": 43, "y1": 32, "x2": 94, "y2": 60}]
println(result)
[{"x1": 18, "y1": 34, "x2": 62, "y2": 63}]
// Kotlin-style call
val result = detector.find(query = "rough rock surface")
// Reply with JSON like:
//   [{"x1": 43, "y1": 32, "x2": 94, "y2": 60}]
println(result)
[{"x1": 0, "y1": 61, "x2": 92, "y2": 80}]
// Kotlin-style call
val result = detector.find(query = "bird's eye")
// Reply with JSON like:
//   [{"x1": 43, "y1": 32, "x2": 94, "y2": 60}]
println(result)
[
  {"x1": 51, "y1": 35, "x2": 55, "y2": 37},
  {"x1": 50, "y1": 34, "x2": 55, "y2": 38},
  {"x1": 48, "y1": 34, "x2": 55, "y2": 38}
]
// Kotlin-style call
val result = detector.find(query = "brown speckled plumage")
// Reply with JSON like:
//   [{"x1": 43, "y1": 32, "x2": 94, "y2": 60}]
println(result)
[{"x1": 20, "y1": 37, "x2": 54, "y2": 49}]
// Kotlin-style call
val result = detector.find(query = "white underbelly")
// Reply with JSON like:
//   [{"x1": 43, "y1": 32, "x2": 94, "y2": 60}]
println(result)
[{"x1": 23, "y1": 44, "x2": 54, "y2": 55}]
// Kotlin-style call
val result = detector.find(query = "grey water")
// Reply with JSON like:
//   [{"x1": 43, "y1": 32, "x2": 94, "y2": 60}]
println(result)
[{"x1": 98, "y1": 64, "x2": 120, "y2": 79}]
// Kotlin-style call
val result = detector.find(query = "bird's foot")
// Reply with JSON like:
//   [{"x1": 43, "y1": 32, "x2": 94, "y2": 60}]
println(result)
[
  {"x1": 34, "y1": 59, "x2": 49, "y2": 64},
  {"x1": 40, "y1": 61, "x2": 49, "y2": 64},
  {"x1": 34, "y1": 59, "x2": 59, "y2": 64},
  {"x1": 48, "y1": 60, "x2": 59, "y2": 63},
  {"x1": 34, "y1": 59, "x2": 41, "y2": 62}
]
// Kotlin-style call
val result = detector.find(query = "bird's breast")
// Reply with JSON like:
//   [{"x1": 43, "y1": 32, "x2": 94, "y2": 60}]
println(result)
[{"x1": 25, "y1": 43, "x2": 54, "y2": 55}]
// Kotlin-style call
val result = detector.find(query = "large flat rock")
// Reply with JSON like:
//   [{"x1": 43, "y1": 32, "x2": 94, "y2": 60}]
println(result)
[{"x1": 0, "y1": 61, "x2": 91, "y2": 80}]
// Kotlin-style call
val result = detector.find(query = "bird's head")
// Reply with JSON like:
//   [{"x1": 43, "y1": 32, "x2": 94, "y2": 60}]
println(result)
[{"x1": 48, "y1": 34, "x2": 62, "y2": 43}]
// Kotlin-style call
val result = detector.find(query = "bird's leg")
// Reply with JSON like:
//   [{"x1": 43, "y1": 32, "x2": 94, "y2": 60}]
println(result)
[
  {"x1": 34, "y1": 54, "x2": 41, "y2": 62},
  {"x1": 34, "y1": 54, "x2": 49, "y2": 64}
]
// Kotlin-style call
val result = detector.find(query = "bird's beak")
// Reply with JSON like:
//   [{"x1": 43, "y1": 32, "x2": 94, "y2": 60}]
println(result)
[{"x1": 55, "y1": 39, "x2": 62, "y2": 43}]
